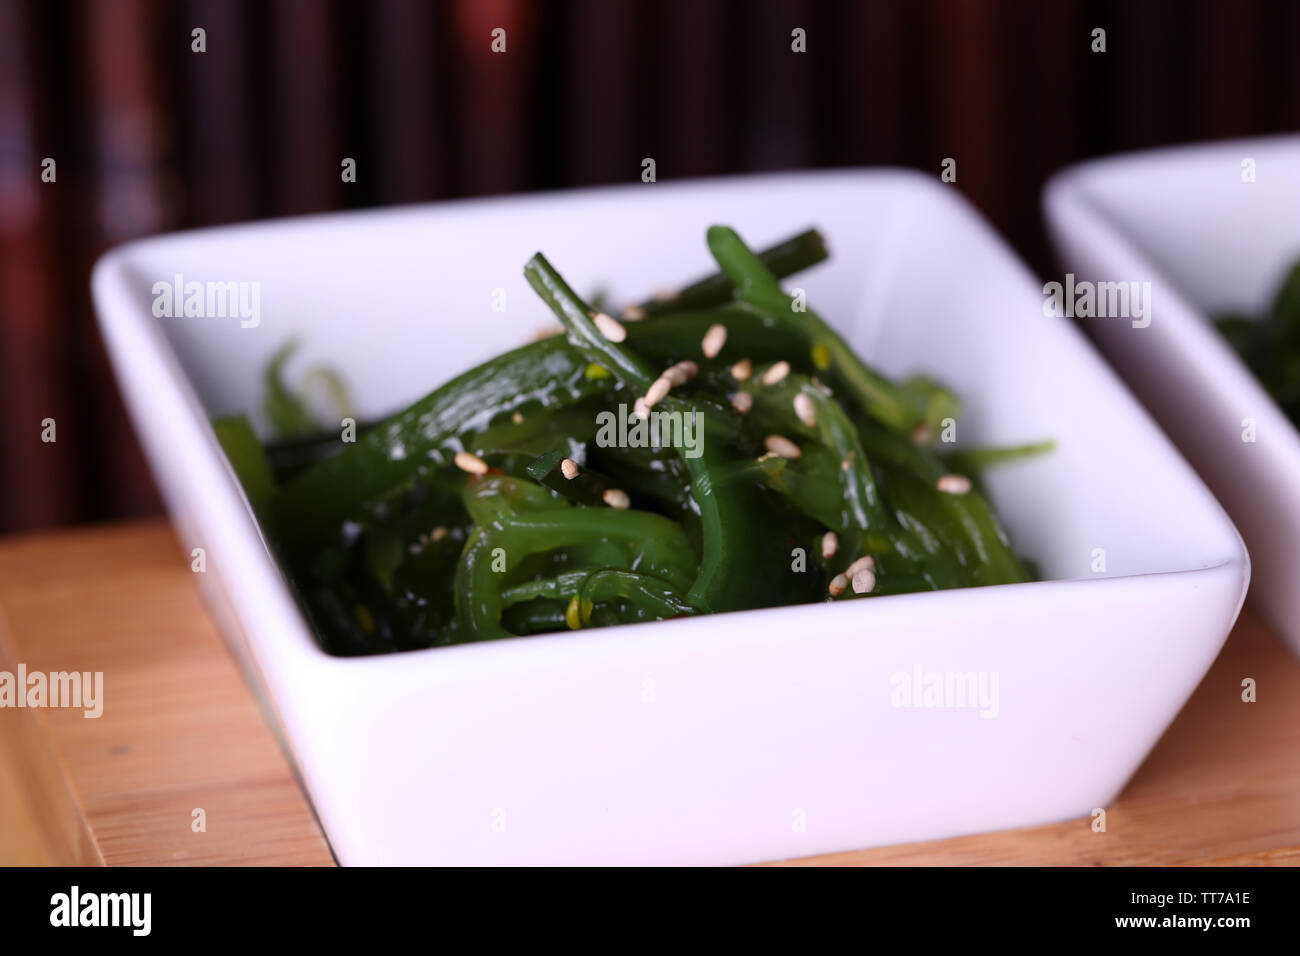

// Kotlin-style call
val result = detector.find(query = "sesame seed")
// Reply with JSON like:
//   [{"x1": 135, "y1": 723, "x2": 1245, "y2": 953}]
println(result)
[
  {"x1": 732, "y1": 391, "x2": 754, "y2": 414},
  {"x1": 431, "y1": 526, "x2": 448, "y2": 542},
  {"x1": 511, "y1": 411, "x2": 524, "y2": 424},
  {"x1": 851, "y1": 568, "x2": 877, "y2": 594},
  {"x1": 937, "y1": 473, "x2": 972, "y2": 495},
  {"x1": 663, "y1": 360, "x2": 698, "y2": 386},
  {"x1": 592, "y1": 312, "x2": 627, "y2": 342},
  {"x1": 846, "y1": 555, "x2": 875, "y2": 578},
  {"x1": 603, "y1": 488, "x2": 631, "y2": 509},
  {"x1": 841, "y1": 452, "x2": 855, "y2": 471},
  {"x1": 621, "y1": 304, "x2": 646, "y2": 321},
  {"x1": 910, "y1": 422, "x2": 932, "y2": 445},
  {"x1": 821, "y1": 532, "x2": 838, "y2": 560},
  {"x1": 731, "y1": 358, "x2": 753, "y2": 381},
  {"x1": 762, "y1": 360, "x2": 791, "y2": 385},
  {"x1": 764, "y1": 434, "x2": 802, "y2": 459},
  {"x1": 644, "y1": 376, "x2": 672, "y2": 408},
  {"x1": 828, "y1": 573, "x2": 848, "y2": 597},
  {"x1": 454, "y1": 451, "x2": 489, "y2": 475},
  {"x1": 701, "y1": 323, "x2": 728, "y2": 359},
  {"x1": 793, "y1": 392, "x2": 817, "y2": 428},
  {"x1": 560, "y1": 458, "x2": 580, "y2": 480}
]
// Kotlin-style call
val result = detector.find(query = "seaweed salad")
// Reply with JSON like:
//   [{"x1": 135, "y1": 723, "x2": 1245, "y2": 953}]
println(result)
[
  {"x1": 1215, "y1": 259, "x2": 1300, "y2": 423},
  {"x1": 215, "y1": 225, "x2": 1046, "y2": 654}
]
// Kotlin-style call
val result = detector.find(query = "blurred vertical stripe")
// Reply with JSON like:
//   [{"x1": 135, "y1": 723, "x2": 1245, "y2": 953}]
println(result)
[
  {"x1": 371, "y1": 0, "x2": 444, "y2": 203},
  {"x1": 925, "y1": 0, "x2": 1006, "y2": 224},
  {"x1": 746, "y1": 0, "x2": 814, "y2": 171},
  {"x1": 832, "y1": 0, "x2": 905, "y2": 167},
  {"x1": 450, "y1": 0, "x2": 535, "y2": 194},
  {"x1": 184, "y1": 0, "x2": 255, "y2": 224},
  {"x1": 0, "y1": 0, "x2": 1295, "y2": 532},
  {"x1": 271, "y1": 0, "x2": 339, "y2": 214},
  {"x1": 81, "y1": 0, "x2": 176, "y2": 519},
  {"x1": 658, "y1": 0, "x2": 732, "y2": 176},
  {"x1": 566, "y1": 0, "x2": 640, "y2": 184},
  {"x1": 0, "y1": 0, "x2": 78, "y2": 528}
]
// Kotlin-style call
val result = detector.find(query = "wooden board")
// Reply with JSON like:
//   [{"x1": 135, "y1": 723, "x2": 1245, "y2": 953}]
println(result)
[
  {"x1": 0, "y1": 520, "x2": 1297, "y2": 866},
  {"x1": 0, "y1": 522, "x2": 333, "y2": 865}
]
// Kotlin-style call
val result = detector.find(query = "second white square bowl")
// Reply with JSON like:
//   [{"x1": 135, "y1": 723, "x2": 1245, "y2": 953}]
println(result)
[
  {"x1": 1045, "y1": 135, "x2": 1300, "y2": 661},
  {"x1": 93, "y1": 170, "x2": 1247, "y2": 864}
]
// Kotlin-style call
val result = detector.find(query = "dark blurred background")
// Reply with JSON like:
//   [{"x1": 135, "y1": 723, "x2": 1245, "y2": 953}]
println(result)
[{"x1": 1, "y1": 0, "x2": 1297, "y2": 533}]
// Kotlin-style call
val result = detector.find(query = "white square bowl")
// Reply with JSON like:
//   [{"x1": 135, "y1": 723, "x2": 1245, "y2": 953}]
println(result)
[
  {"x1": 1045, "y1": 135, "x2": 1300, "y2": 661},
  {"x1": 92, "y1": 171, "x2": 1247, "y2": 865}
]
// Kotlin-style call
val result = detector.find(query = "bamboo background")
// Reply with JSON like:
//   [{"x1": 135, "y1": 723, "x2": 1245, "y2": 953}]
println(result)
[{"x1": 1, "y1": 0, "x2": 1297, "y2": 532}]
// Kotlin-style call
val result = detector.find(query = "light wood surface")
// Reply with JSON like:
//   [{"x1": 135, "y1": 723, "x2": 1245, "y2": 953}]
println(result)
[
  {"x1": 0, "y1": 520, "x2": 1296, "y2": 866},
  {"x1": 0, "y1": 521, "x2": 333, "y2": 865}
]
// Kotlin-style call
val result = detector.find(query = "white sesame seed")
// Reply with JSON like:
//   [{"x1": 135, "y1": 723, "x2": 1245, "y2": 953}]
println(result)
[
  {"x1": 793, "y1": 392, "x2": 817, "y2": 428},
  {"x1": 762, "y1": 360, "x2": 791, "y2": 385},
  {"x1": 633, "y1": 397, "x2": 651, "y2": 419},
  {"x1": 511, "y1": 410, "x2": 524, "y2": 424},
  {"x1": 828, "y1": 573, "x2": 848, "y2": 597},
  {"x1": 431, "y1": 525, "x2": 448, "y2": 542},
  {"x1": 851, "y1": 568, "x2": 877, "y2": 594},
  {"x1": 621, "y1": 304, "x2": 646, "y2": 321},
  {"x1": 732, "y1": 391, "x2": 754, "y2": 414},
  {"x1": 454, "y1": 451, "x2": 489, "y2": 476},
  {"x1": 937, "y1": 473, "x2": 972, "y2": 495},
  {"x1": 663, "y1": 360, "x2": 698, "y2": 386},
  {"x1": 592, "y1": 311, "x2": 627, "y2": 342},
  {"x1": 846, "y1": 555, "x2": 875, "y2": 578},
  {"x1": 560, "y1": 458, "x2": 580, "y2": 480},
  {"x1": 644, "y1": 376, "x2": 672, "y2": 407},
  {"x1": 701, "y1": 323, "x2": 728, "y2": 359},
  {"x1": 764, "y1": 434, "x2": 802, "y2": 459},
  {"x1": 603, "y1": 488, "x2": 631, "y2": 509},
  {"x1": 821, "y1": 532, "x2": 838, "y2": 560},
  {"x1": 731, "y1": 358, "x2": 753, "y2": 381}
]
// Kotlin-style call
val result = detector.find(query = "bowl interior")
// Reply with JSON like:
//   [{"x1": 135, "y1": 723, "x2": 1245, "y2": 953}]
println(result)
[
  {"x1": 109, "y1": 171, "x2": 1241, "y2": 590},
  {"x1": 1067, "y1": 135, "x2": 1300, "y2": 318}
]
